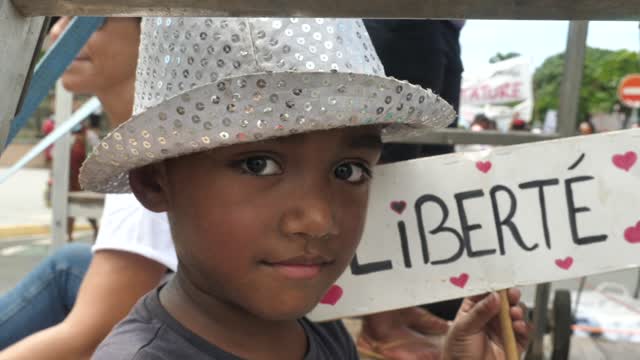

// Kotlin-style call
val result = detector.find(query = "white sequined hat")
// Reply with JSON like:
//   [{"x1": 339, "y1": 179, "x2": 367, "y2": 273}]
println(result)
[{"x1": 80, "y1": 17, "x2": 455, "y2": 193}]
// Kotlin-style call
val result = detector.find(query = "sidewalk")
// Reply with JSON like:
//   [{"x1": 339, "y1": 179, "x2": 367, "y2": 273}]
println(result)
[{"x1": 0, "y1": 167, "x2": 91, "y2": 238}]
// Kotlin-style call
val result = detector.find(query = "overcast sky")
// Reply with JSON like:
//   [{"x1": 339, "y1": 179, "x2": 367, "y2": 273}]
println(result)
[{"x1": 459, "y1": 20, "x2": 639, "y2": 73}]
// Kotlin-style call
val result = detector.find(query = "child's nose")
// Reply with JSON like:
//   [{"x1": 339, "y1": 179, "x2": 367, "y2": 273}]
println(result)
[{"x1": 279, "y1": 189, "x2": 339, "y2": 240}]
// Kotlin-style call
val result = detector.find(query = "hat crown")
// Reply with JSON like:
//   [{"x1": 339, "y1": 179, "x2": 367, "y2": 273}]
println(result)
[{"x1": 134, "y1": 17, "x2": 384, "y2": 115}]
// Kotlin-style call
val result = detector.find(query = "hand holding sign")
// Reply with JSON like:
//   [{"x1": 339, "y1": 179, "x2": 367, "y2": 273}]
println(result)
[{"x1": 444, "y1": 289, "x2": 530, "y2": 360}]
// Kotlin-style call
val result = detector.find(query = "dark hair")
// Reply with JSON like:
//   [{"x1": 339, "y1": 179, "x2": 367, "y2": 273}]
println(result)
[{"x1": 89, "y1": 113, "x2": 101, "y2": 128}]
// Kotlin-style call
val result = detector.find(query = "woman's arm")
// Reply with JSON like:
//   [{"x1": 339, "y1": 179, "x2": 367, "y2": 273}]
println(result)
[{"x1": 0, "y1": 250, "x2": 166, "y2": 360}]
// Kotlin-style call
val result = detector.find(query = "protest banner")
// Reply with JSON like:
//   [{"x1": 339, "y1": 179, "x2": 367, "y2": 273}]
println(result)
[{"x1": 310, "y1": 129, "x2": 640, "y2": 321}]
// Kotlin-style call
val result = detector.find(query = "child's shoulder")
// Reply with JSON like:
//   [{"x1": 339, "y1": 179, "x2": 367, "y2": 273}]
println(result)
[
  {"x1": 91, "y1": 290, "x2": 173, "y2": 360},
  {"x1": 92, "y1": 288, "x2": 215, "y2": 360}
]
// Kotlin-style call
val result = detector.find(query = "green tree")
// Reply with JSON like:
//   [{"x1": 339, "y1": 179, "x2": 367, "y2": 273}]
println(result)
[
  {"x1": 489, "y1": 52, "x2": 521, "y2": 64},
  {"x1": 533, "y1": 47, "x2": 640, "y2": 127}
]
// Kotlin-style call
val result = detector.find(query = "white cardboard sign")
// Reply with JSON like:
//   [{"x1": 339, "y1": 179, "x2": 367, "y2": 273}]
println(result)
[{"x1": 309, "y1": 129, "x2": 640, "y2": 321}]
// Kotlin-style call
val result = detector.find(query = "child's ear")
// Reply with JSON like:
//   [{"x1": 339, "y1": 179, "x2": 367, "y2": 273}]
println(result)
[{"x1": 129, "y1": 162, "x2": 170, "y2": 213}]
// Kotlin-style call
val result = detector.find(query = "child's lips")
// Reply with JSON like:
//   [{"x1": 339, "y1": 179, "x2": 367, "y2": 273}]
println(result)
[
  {"x1": 264, "y1": 254, "x2": 334, "y2": 279},
  {"x1": 270, "y1": 263, "x2": 324, "y2": 279}
]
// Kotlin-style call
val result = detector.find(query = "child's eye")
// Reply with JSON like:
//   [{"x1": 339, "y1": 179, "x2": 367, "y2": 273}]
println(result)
[
  {"x1": 334, "y1": 162, "x2": 371, "y2": 184},
  {"x1": 240, "y1": 156, "x2": 282, "y2": 176}
]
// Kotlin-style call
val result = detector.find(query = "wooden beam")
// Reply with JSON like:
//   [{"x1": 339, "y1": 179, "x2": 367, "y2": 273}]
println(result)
[
  {"x1": 386, "y1": 129, "x2": 559, "y2": 146},
  {"x1": 10, "y1": 0, "x2": 640, "y2": 20},
  {"x1": 0, "y1": 0, "x2": 44, "y2": 152},
  {"x1": 50, "y1": 80, "x2": 73, "y2": 250},
  {"x1": 557, "y1": 21, "x2": 589, "y2": 137}
]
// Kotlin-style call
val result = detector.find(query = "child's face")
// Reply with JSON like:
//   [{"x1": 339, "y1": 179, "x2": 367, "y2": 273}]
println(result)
[{"x1": 156, "y1": 126, "x2": 381, "y2": 320}]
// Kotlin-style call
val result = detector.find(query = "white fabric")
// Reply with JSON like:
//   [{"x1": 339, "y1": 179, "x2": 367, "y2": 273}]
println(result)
[{"x1": 93, "y1": 193, "x2": 177, "y2": 272}]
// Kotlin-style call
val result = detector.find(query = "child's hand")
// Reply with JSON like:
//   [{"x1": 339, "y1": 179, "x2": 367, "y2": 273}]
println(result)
[{"x1": 443, "y1": 289, "x2": 531, "y2": 360}]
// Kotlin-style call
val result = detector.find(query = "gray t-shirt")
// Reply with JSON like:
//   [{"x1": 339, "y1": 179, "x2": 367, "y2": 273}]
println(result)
[{"x1": 92, "y1": 287, "x2": 358, "y2": 359}]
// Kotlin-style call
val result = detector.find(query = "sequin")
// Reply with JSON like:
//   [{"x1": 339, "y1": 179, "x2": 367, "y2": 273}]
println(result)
[
  {"x1": 203, "y1": 121, "x2": 213, "y2": 130},
  {"x1": 257, "y1": 79, "x2": 267, "y2": 88},
  {"x1": 240, "y1": 119, "x2": 249, "y2": 127},
  {"x1": 222, "y1": 118, "x2": 232, "y2": 126},
  {"x1": 269, "y1": 94, "x2": 279, "y2": 103},
  {"x1": 304, "y1": 102, "x2": 312, "y2": 111},
  {"x1": 328, "y1": 97, "x2": 337, "y2": 105},
  {"x1": 296, "y1": 116, "x2": 306, "y2": 125},
  {"x1": 385, "y1": 96, "x2": 392, "y2": 104},
  {"x1": 211, "y1": 95, "x2": 221, "y2": 104},
  {"x1": 280, "y1": 113, "x2": 289, "y2": 122},
  {"x1": 195, "y1": 102, "x2": 205, "y2": 111},
  {"x1": 191, "y1": 115, "x2": 201, "y2": 123},
  {"x1": 227, "y1": 104, "x2": 237, "y2": 113},
  {"x1": 257, "y1": 119, "x2": 267, "y2": 128},
  {"x1": 244, "y1": 105, "x2": 255, "y2": 114},
  {"x1": 292, "y1": 88, "x2": 302, "y2": 96},
  {"x1": 217, "y1": 82, "x2": 226, "y2": 91},
  {"x1": 158, "y1": 112, "x2": 168, "y2": 121},
  {"x1": 176, "y1": 106, "x2": 185, "y2": 115},
  {"x1": 219, "y1": 132, "x2": 229, "y2": 139},
  {"x1": 285, "y1": 100, "x2": 295, "y2": 109},
  {"x1": 263, "y1": 106, "x2": 273, "y2": 113}
]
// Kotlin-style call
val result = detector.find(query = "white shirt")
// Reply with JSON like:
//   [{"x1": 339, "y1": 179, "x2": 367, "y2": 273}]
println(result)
[{"x1": 93, "y1": 193, "x2": 177, "y2": 272}]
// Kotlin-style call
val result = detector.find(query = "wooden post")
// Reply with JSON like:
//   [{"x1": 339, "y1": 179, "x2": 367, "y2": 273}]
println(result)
[
  {"x1": 51, "y1": 80, "x2": 72, "y2": 251},
  {"x1": 0, "y1": 0, "x2": 45, "y2": 152},
  {"x1": 557, "y1": 21, "x2": 589, "y2": 137}
]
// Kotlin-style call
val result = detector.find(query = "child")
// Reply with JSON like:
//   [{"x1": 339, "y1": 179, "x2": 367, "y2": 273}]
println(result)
[{"x1": 82, "y1": 17, "x2": 530, "y2": 359}]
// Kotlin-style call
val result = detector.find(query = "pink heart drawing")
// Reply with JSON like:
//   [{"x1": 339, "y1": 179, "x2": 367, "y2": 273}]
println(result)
[
  {"x1": 390, "y1": 201, "x2": 407, "y2": 215},
  {"x1": 555, "y1": 257, "x2": 574, "y2": 270},
  {"x1": 449, "y1": 273, "x2": 469, "y2": 288},
  {"x1": 475, "y1": 161, "x2": 492, "y2": 173},
  {"x1": 320, "y1": 284, "x2": 343, "y2": 306},
  {"x1": 624, "y1": 221, "x2": 640, "y2": 244},
  {"x1": 612, "y1": 151, "x2": 637, "y2": 172}
]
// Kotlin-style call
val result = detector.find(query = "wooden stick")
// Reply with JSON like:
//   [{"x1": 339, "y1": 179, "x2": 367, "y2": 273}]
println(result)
[{"x1": 499, "y1": 289, "x2": 519, "y2": 360}]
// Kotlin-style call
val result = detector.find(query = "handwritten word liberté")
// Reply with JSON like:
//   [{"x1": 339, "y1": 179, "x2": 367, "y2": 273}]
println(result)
[{"x1": 350, "y1": 175, "x2": 606, "y2": 275}]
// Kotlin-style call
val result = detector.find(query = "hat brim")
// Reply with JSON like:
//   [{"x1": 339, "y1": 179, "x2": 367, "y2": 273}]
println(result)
[{"x1": 80, "y1": 72, "x2": 455, "y2": 193}]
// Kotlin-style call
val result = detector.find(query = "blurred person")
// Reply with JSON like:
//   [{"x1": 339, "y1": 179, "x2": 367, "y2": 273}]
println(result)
[{"x1": 0, "y1": 17, "x2": 159, "y2": 360}]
